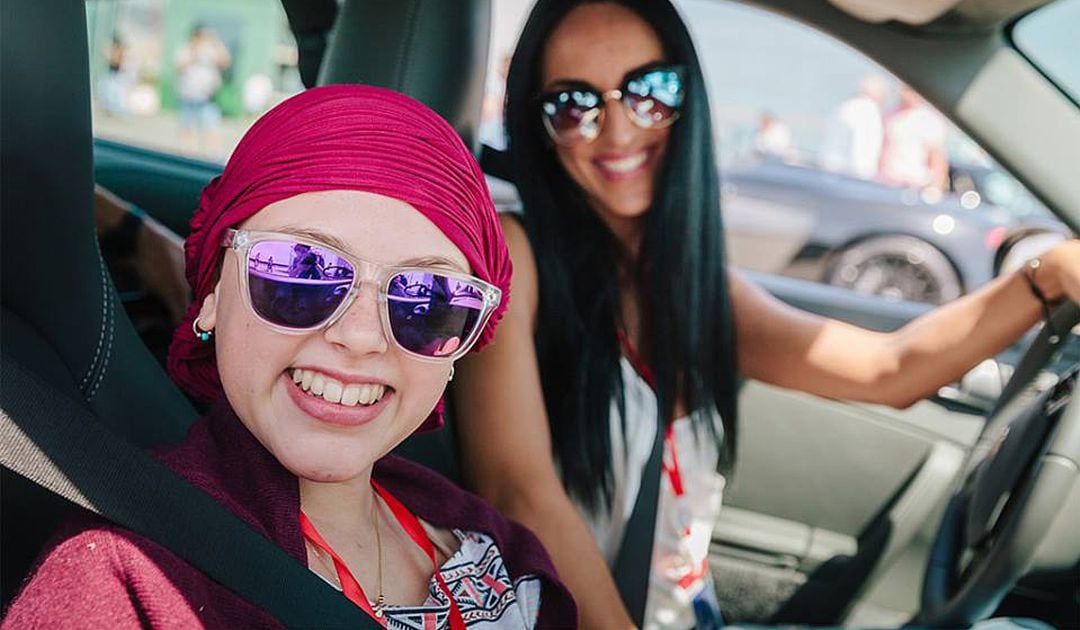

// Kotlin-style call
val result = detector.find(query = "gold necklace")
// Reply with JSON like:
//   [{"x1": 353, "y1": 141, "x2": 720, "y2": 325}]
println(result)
[
  {"x1": 307, "y1": 499, "x2": 386, "y2": 617},
  {"x1": 371, "y1": 495, "x2": 386, "y2": 617}
]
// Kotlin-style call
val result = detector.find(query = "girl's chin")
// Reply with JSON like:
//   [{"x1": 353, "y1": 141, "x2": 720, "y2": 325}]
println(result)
[
  {"x1": 297, "y1": 470, "x2": 367, "y2": 484},
  {"x1": 268, "y1": 438, "x2": 380, "y2": 483},
  {"x1": 284, "y1": 458, "x2": 373, "y2": 484}
]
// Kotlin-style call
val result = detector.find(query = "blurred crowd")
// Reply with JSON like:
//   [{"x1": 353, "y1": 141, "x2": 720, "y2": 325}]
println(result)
[{"x1": 754, "y1": 76, "x2": 951, "y2": 196}]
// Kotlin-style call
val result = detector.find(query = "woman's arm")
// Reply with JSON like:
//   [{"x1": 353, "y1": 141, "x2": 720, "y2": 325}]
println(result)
[
  {"x1": 734, "y1": 240, "x2": 1080, "y2": 408},
  {"x1": 454, "y1": 214, "x2": 636, "y2": 629},
  {"x1": 94, "y1": 184, "x2": 190, "y2": 325}
]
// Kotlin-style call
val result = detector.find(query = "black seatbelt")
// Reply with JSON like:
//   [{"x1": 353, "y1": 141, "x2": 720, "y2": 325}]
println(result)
[
  {"x1": 0, "y1": 358, "x2": 380, "y2": 629},
  {"x1": 611, "y1": 419, "x2": 665, "y2": 626}
]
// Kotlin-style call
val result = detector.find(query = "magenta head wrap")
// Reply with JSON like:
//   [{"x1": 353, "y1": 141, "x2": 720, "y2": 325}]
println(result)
[{"x1": 167, "y1": 85, "x2": 511, "y2": 429}]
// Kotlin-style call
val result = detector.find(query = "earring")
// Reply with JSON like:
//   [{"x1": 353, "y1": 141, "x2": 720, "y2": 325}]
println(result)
[
  {"x1": 448, "y1": 365, "x2": 455, "y2": 382},
  {"x1": 192, "y1": 317, "x2": 213, "y2": 343}
]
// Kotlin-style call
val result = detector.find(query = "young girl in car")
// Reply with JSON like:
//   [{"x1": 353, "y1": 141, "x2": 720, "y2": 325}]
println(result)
[
  {"x1": 452, "y1": 1, "x2": 1080, "y2": 627},
  {"x1": 6, "y1": 85, "x2": 575, "y2": 628}
]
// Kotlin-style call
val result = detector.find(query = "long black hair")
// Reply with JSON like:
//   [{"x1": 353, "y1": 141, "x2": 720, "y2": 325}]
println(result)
[{"x1": 504, "y1": 0, "x2": 739, "y2": 513}]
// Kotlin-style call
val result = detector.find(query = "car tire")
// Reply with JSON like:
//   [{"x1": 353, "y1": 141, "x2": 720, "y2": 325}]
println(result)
[{"x1": 825, "y1": 235, "x2": 963, "y2": 305}]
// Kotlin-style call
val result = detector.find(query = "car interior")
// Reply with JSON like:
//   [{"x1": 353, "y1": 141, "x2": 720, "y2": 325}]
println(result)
[{"x1": 2, "y1": 0, "x2": 1078, "y2": 628}]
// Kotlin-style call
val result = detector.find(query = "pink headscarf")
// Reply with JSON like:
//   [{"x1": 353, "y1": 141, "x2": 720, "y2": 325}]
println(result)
[{"x1": 167, "y1": 85, "x2": 511, "y2": 430}]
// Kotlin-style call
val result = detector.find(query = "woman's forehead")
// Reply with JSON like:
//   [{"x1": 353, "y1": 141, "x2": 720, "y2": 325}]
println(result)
[
  {"x1": 542, "y1": 3, "x2": 664, "y2": 88},
  {"x1": 243, "y1": 190, "x2": 470, "y2": 272}
]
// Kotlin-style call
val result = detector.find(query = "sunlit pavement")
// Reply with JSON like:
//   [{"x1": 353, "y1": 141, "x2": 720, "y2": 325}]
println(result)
[{"x1": 93, "y1": 108, "x2": 252, "y2": 164}]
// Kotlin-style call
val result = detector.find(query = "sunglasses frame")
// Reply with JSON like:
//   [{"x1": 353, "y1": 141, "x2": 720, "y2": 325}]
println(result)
[
  {"x1": 538, "y1": 63, "x2": 687, "y2": 145},
  {"x1": 221, "y1": 228, "x2": 502, "y2": 363}
]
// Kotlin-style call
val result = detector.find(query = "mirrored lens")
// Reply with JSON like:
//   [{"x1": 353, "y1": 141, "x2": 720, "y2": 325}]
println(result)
[
  {"x1": 387, "y1": 271, "x2": 485, "y2": 357},
  {"x1": 542, "y1": 89, "x2": 602, "y2": 141},
  {"x1": 624, "y1": 68, "x2": 684, "y2": 127},
  {"x1": 246, "y1": 240, "x2": 354, "y2": 329}
]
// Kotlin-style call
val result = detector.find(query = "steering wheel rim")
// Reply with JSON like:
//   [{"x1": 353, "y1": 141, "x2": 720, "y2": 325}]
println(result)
[{"x1": 918, "y1": 301, "x2": 1080, "y2": 628}]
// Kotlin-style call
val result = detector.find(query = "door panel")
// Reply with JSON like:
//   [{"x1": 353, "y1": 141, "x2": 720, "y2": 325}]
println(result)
[
  {"x1": 713, "y1": 274, "x2": 987, "y2": 625},
  {"x1": 94, "y1": 139, "x2": 219, "y2": 237}
]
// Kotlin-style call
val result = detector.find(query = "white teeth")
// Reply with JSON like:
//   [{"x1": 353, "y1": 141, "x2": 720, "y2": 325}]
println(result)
[
  {"x1": 322, "y1": 380, "x2": 343, "y2": 404},
  {"x1": 290, "y1": 368, "x2": 387, "y2": 407},
  {"x1": 599, "y1": 151, "x2": 647, "y2": 174},
  {"x1": 340, "y1": 385, "x2": 361, "y2": 407}
]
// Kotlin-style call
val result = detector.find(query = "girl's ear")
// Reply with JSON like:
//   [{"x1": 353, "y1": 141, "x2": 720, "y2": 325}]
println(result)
[{"x1": 196, "y1": 283, "x2": 220, "y2": 331}]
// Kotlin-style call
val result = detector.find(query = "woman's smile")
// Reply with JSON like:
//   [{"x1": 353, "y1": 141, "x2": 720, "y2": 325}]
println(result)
[{"x1": 592, "y1": 144, "x2": 661, "y2": 181}]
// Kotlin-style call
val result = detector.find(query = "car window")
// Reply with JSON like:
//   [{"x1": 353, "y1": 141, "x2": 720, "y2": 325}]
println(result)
[
  {"x1": 485, "y1": 0, "x2": 1067, "y2": 306},
  {"x1": 1013, "y1": 0, "x2": 1080, "y2": 105},
  {"x1": 87, "y1": 0, "x2": 303, "y2": 163}
]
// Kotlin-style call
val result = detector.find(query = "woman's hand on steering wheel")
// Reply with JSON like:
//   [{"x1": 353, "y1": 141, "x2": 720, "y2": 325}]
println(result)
[{"x1": 1036, "y1": 240, "x2": 1080, "y2": 305}]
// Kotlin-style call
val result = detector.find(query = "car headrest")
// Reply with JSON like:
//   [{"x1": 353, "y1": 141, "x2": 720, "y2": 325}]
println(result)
[
  {"x1": 0, "y1": 0, "x2": 194, "y2": 447},
  {"x1": 316, "y1": 0, "x2": 492, "y2": 155}
]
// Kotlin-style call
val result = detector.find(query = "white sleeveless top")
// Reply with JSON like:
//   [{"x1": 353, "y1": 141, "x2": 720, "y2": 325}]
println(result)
[{"x1": 572, "y1": 357, "x2": 727, "y2": 629}]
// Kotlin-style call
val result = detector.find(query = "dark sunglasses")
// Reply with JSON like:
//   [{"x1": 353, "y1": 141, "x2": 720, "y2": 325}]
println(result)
[
  {"x1": 222, "y1": 229, "x2": 502, "y2": 362},
  {"x1": 538, "y1": 64, "x2": 686, "y2": 145}
]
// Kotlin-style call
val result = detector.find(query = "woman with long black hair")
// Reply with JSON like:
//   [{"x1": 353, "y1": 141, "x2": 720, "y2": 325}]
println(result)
[{"x1": 454, "y1": 1, "x2": 1080, "y2": 627}]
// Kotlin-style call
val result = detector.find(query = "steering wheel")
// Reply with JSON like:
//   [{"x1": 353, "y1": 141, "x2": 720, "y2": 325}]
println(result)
[{"x1": 918, "y1": 301, "x2": 1080, "y2": 627}]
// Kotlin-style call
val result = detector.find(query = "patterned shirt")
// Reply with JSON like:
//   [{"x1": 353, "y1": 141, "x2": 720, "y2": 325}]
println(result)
[{"x1": 318, "y1": 529, "x2": 541, "y2": 629}]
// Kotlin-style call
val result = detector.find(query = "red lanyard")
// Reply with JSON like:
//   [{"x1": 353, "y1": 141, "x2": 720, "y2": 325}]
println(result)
[
  {"x1": 616, "y1": 330, "x2": 685, "y2": 498},
  {"x1": 663, "y1": 424, "x2": 686, "y2": 498},
  {"x1": 299, "y1": 481, "x2": 466, "y2": 629}
]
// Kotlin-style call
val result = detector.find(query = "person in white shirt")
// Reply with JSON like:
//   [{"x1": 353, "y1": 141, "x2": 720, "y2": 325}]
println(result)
[
  {"x1": 879, "y1": 83, "x2": 950, "y2": 193},
  {"x1": 821, "y1": 75, "x2": 888, "y2": 179},
  {"x1": 754, "y1": 111, "x2": 794, "y2": 160}
]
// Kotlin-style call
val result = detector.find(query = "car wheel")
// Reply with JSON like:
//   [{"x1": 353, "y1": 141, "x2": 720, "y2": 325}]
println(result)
[{"x1": 826, "y1": 235, "x2": 963, "y2": 305}]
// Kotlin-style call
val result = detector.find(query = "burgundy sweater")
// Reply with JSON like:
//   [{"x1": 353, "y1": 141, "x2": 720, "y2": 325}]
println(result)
[{"x1": 3, "y1": 404, "x2": 577, "y2": 628}]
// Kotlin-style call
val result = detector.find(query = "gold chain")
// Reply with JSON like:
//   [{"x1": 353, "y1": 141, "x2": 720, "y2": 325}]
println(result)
[
  {"x1": 307, "y1": 498, "x2": 387, "y2": 617},
  {"x1": 371, "y1": 495, "x2": 386, "y2": 617}
]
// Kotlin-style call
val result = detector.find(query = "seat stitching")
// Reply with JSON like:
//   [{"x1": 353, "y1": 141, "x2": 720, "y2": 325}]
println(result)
[
  {"x1": 86, "y1": 281, "x2": 115, "y2": 400},
  {"x1": 80, "y1": 240, "x2": 110, "y2": 393}
]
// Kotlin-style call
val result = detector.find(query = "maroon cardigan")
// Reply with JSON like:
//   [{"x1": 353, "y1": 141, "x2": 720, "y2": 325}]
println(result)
[{"x1": 4, "y1": 404, "x2": 577, "y2": 628}]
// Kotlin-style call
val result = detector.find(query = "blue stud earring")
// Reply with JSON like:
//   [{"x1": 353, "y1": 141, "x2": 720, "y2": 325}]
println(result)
[{"x1": 193, "y1": 317, "x2": 213, "y2": 343}]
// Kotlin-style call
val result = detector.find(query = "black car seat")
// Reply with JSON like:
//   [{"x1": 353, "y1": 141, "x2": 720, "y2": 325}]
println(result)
[
  {"x1": 316, "y1": 0, "x2": 492, "y2": 482},
  {"x1": 316, "y1": 0, "x2": 490, "y2": 156},
  {"x1": 0, "y1": 0, "x2": 197, "y2": 604},
  {"x1": 1, "y1": 0, "x2": 490, "y2": 606}
]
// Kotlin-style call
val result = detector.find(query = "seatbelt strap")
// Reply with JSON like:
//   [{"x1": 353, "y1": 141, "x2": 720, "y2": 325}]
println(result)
[
  {"x1": 612, "y1": 418, "x2": 664, "y2": 626},
  {"x1": 0, "y1": 358, "x2": 379, "y2": 629}
]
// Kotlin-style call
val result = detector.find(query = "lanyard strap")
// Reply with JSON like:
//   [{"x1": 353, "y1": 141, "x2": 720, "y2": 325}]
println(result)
[
  {"x1": 299, "y1": 511, "x2": 382, "y2": 623},
  {"x1": 373, "y1": 481, "x2": 466, "y2": 630},
  {"x1": 300, "y1": 483, "x2": 466, "y2": 630},
  {"x1": 663, "y1": 424, "x2": 686, "y2": 498}
]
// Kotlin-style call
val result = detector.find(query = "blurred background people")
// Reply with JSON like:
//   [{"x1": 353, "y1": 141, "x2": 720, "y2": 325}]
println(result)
[
  {"x1": 99, "y1": 33, "x2": 135, "y2": 116},
  {"x1": 753, "y1": 111, "x2": 793, "y2": 159},
  {"x1": 820, "y1": 75, "x2": 887, "y2": 179},
  {"x1": 879, "y1": 84, "x2": 949, "y2": 194},
  {"x1": 175, "y1": 24, "x2": 231, "y2": 156}
]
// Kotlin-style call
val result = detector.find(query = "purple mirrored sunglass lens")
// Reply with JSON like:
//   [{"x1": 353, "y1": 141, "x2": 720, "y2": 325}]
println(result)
[
  {"x1": 387, "y1": 271, "x2": 485, "y2": 357},
  {"x1": 246, "y1": 240, "x2": 354, "y2": 328}
]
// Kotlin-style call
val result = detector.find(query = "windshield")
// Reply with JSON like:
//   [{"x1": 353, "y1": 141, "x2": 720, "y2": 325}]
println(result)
[{"x1": 1013, "y1": 0, "x2": 1080, "y2": 104}]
